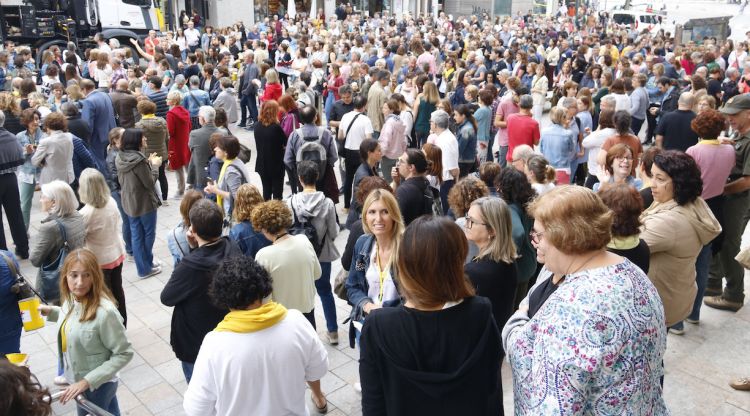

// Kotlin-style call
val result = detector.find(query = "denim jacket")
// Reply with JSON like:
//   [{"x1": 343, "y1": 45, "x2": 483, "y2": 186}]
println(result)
[
  {"x1": 167, "y1": 222, "x2": 191, "y2": 266},
  {"x1": 344, "y1": 234, "x2": 401, "y2": 346},
  {"x1": 16, "y1": 129, "x2": 43, "y2": 184},
  {"x1": 229, "y1": 220, "x2": 271, "y2": 259},
  {"x1": 539, "y1": 124, "x2": 576, "y2": 170},
  {"x1": 456, "y1": 120, "x2": 478, "y2": 163}
]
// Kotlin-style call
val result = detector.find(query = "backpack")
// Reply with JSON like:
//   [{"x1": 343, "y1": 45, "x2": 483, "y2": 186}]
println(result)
[
  {"x1": 294, "y1": 127, "x2": 327, "y2": 181},
  {"x1": 288, "y1": 199, "x2": 325, "y2": 256},
  {"x1": 423, "y1": 185, "x2": 443, "y2": 217}
]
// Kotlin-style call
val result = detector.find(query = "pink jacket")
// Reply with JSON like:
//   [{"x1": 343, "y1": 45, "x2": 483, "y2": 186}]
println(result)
[{"x1": 378, "y1": 115, "x2": 407, "y2": 159}]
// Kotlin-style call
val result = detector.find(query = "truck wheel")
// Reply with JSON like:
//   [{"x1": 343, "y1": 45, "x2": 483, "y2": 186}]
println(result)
[{"x1": 35, "y1": 40, "x2": 72, "y2": 71}]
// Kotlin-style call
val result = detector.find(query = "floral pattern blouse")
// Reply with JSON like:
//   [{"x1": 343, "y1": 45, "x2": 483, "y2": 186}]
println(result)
[{"x1": 502, "y1": 260, "x2": 668, "y2": 415}]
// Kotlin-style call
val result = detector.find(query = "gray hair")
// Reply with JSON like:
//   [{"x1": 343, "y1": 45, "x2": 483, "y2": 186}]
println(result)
[
  {"x1": 61, "y1": 102, "x2": 80, "y2": 117},
  {"x1": 338, "y1": 84, "x2": 352, "y2": 95},
  {"x1": 167, "y1": 90, "x2": 183, "y2": 104},
  {"x1": 41, "y1": 180, "x2": 79, "y2": 217},
  {"x1": 561, "y1": 97, "x2": 577, "y2": 109},
  {"x1": 174, "y1": 74, "x2": 186, "y2": 85},
  {"x1": 726, "y1": 67, "x2": 739, "y2": 78},
  {"x1": 189, "y1": 75, "x2": 200, "y2": 87},
  {"x1": 519, "y1": 94, "x2": 533, "y2": 109},
  {"x1": 430, "y1": 110, "x2": 450, "y2": 129},
  {"x1": 498, "y1": 69, "x2": 511, "y2": 79},
  {"x1": 601, "y1": 95, "x2": 617, "y2": 109},
  {"x1": 198, "y1": 106, "x2": 216, "y2": 122},
  {"x1": 0, "y1": 110, "x2": 5, "y2": 128}
]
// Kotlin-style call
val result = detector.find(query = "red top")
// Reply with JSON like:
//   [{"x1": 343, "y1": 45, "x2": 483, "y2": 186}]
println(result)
[
  {"x1": 506, "y1": 113, "x2": 540, "y2": 162},
  {"x1": 327, "y1": 75, "x2": 345, "y2": 101},
  {"x1": 167, "y1": 105, "x2": 192, "y2": 169},
  {"x1": 261, "y1": 83, "x2": 283, "y2": 103}
]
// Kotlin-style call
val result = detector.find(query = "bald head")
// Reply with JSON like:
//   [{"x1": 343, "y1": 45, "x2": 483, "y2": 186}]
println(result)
[
  {"x1": 678, "y1": 92, "x2": 695, "y2": 110},
  {"x1": 116, "y1": 79, "x2": 129, "y2": 91}
]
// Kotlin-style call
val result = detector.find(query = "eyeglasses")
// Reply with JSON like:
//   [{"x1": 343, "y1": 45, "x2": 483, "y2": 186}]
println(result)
[
  {"x1": 396, "y1": 158, "x2": 408, "y2": 165},
  {"x1": 529, "y1": 230, "x2": 544, "y2": 244},
  {"x1": 464, "y1": 215, "x2": 487, "y2": 229},
  {"x1": 615, "y1": 156, "x2": 634, "y2": 161}
]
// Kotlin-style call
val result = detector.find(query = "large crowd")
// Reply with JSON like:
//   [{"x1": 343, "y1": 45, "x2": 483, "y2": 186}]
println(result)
[{"x1": 1, "y1": 3, "x2": 750, "y2": 415}]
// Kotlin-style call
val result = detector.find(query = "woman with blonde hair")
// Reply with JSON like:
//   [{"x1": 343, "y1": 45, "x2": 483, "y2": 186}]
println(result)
[
  {"x1": 229, "y1": 184, "x2": 270, "y2": 257},
  {"x1": 39, "y1": 248, "x2": 133, "y2": 415},
  {"x1": 412, "y1": 80, "x2": 439, "y2": 146},
  {"x1": 463, "y1": 196, "x2": 518, "y2": 415},
  {"x1": 78, "y1": 168, "x2": 128, "y2": 325},
  {"x1": 345, "y1": 189, "x2": 405, "y2": 349},
  {"x1": 260, "y1": 69, "x2": 282, "y2": 103}
]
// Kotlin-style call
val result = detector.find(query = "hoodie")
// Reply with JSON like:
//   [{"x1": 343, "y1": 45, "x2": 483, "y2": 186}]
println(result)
[
  {"x1": 213, "y1": 88, "x2": 239, "y2": 124},
  {"x1": 640, "y1": 198, "x2": 721, "y2": 326},
  {"x1": 287, "y1": 191, "x2": 340, "y2": 262},
  {"x1": 160, "y1": 237, "x2": 242, "y2": 362},
  {"x1": 115, "y1": 150, "x2": 160, "y2": 218},
  {"x1": 359, "y1": 296, "x2": 502, "y2": 415}
]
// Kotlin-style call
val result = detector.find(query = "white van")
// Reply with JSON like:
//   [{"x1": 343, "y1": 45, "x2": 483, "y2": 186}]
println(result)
[{"x1": 611, "y1": 11, "x2": 665, "y2": 33}]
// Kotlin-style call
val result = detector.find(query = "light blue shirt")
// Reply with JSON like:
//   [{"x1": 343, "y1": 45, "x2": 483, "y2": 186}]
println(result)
[{"x1": 540, "y1": 124, "x2": 576, "y2": 170}]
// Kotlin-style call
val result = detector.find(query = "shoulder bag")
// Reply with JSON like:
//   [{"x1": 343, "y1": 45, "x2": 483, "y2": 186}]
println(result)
[
  {"x1": 338, "y1": 112, "x2": 362, "y2": 158},
  {"x1": 39, "y1": 219, "x2": 70, "y2": 303}
]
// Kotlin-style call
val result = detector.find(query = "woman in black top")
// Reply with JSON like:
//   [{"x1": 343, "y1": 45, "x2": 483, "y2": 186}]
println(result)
[
  {"x1": 598, "y1": 183, "x2": 651, "y2": 273},
  {"x1": 345, "y1": 139, "x2": 381, "y2": 228},
  {"x1": 253, "y1": 100, "x2": 287, "y2": 200},
  {"x1": 463, "y1": 196, "x2": 517, "y2": 416},
  {"x1": 360, "y1": 216, "x2": 502, "y2": 416}
]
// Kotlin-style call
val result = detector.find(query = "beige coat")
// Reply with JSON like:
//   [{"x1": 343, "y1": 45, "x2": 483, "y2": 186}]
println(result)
[
  {"x1": 640, "y1": 198, "x2": 721, "y2": 326},
  {"x1": 80, "y1": 197, "x2": 126, "y2": 265}
]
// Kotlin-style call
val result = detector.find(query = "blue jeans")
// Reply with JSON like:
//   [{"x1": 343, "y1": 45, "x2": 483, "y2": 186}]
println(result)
[
  {"x1": 496, "y1": 145, "x2": 508, "y2": 168},
  {"x1": 19, "y1": 180, "x2": 34, "y2": 231},
  {"x1": 111, "y1": 191, "x2": 132, "y2": 256},
  {"x1": 315, "y1": 262, "x2": 338, "y2": 333},
  {"x1": 440, "y1": 179, "x2": 455, "y2": 215},
  {"x1": 181, "y1": 361, "x2": 194, "y2": 383},
  {"x1": 77, "y1": 380, "x2": 120, "y2": 416},
  {"x1": 129, "y1": 210, "x2": 157, "y2": 277},
  {"x1": 672, "y1": 243, "x2": 712, "y2": 330},
  {"x1": 324, "y1": 92, "x2": 335, "y2": 123}
]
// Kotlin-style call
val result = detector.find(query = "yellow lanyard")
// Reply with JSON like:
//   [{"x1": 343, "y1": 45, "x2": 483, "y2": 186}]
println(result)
[{"x1": 375, "y1": 242, "x2": 389, "y2": 303}]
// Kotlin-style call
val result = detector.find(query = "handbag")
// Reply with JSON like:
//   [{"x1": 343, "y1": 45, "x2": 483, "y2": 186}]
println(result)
[
  {"x1": 0, "y1": 251, "x2": 37, "y2": 301},
  {"x1": 338, "y1": 113, "x2": 362, "y2": 158},
  {"x1": 333, "y1": 268, "x2": 349, "y2": 301},
  {"x1": 39, "y1": 219, "x2": 70, "y2": 303}
]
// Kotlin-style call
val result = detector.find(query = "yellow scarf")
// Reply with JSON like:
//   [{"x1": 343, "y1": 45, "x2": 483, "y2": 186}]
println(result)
[
  {"x1": 216, "y1": 158, "x2": 235, "y2": 208},
  {"x1": 215, "y1": 301, "x2": 288, "y2": 333},
  {"x1": 607, "y1": 235, "x2": 641, "y2": 250}
]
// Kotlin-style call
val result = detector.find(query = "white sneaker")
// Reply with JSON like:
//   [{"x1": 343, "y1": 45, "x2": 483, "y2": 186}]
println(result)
[
  {"x1": 353, "y1": 382, "x2": 362, "y2": 394},
  {"x1": 54, "y1": 375, "x2": 69, "y2": 385},
  {"x1": 326, "y1": 331, "x2": 339, "y2": 346},
  {"x1": 141, "y1": 266, "x2": 162, "y2": 279},
  {"x1": 152, "y1": 259, "x2": 162, "y2": 268}
]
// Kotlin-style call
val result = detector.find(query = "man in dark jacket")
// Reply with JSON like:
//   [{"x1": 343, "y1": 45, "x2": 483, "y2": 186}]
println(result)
[
  {"x1": 160, "y1": 199, "x2": 242, "y2": 383},
  {"x1": 393, "y1": 149, "x2": 433, "y2": 226},
  {"x1": 110, "y1": 79, "x2": 138, "y2": 128},
  {"x1": 187, "y1": 106, "x2": 219, "y2": 192},
  {"x1": 238, "y1": 52, "x2": 260, "y2": 128},
  {"x1": 0, "y1": 111, "x2": 29, "y2": 259},
  {"x1": 147, "y1": 76, "x2": 169, "y2": 119},
  {"x1": 61, "y1": 102, "x2": 91, "y2": 147},
  {"x1": 650, "y1": 77, "x2": 681, "y2": 121},
  {"x1": 80, "y1": 79, "x2": 116, "y2": 166}
]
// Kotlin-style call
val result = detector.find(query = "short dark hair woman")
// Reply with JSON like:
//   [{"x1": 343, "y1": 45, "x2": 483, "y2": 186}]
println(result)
[
  {"x1": 183, "y1": 256, "x2": 329, "y2": 414},
  {"x1": 115, "y1": 128, "x2": 163, "y2": 278},
  {"x1": 360, "y1": 216, "x2": 502, "y2": 415},
  {"x1": 345, "y1": 138, "x2": 382, "y2": 229},
  {"x1": 204, "y1": 135, "x2": 251, "y2": 219},
  {"x1": 640, "y1": 151, "x2": 721, "y2": 330},
  {"x1": 504, "y1": 186, "x2": 668, "y2": 414},
  {"x1": 598, "y1": 183, "x2": 650, "y2": 273}
]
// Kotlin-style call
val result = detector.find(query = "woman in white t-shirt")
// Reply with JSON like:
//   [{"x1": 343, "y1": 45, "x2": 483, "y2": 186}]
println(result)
[{"x1": 526, "y1": 154, "x2": 557, "y2": 195}]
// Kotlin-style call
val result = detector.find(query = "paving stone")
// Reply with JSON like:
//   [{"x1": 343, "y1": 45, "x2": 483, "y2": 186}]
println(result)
[{"x1": 119, "y1": 364, "x2": 164, "y2": 394}]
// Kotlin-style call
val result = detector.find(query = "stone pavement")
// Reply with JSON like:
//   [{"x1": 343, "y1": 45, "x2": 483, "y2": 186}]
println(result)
[{"x1": 6, "y1": 125, "x2": 750, "y2": 415}]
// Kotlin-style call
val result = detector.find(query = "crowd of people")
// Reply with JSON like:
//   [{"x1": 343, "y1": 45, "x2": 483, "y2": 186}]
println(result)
[{"x1": 2, "y1": 2, "x2": 750, "y2": 415}]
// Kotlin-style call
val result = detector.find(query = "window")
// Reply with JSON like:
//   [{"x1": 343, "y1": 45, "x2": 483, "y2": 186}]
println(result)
[
  {"x1": 613, "y1": 14, "x2": 635, "y2": 25},
  {"x1": 122, "y1": 0, "x2": 153, "y2": 6}
]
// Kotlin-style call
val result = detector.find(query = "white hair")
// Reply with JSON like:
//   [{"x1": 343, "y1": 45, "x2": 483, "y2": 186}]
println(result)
[
  {"x1": 198, "y1": 106, "x2": 216, "y2": 122},
  {"x1": 41, "y1": 180, "x2": 79, "y2": 217}
]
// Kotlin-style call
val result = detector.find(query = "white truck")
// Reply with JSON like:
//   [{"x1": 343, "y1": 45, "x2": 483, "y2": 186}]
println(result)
[{"x1": 0, "y1": 0, "x2": 161, "y2": 65}]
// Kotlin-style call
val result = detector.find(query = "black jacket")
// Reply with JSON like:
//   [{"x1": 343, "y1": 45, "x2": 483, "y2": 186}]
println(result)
[
  {"x1": 658, "y1": 87, "x2": 680, "y2": 118},
  {"x1": 396, "y1": 176, "x2": 430, "y2": 226},
  {"x1": 360, "y1": 296, "x2": 502, "y2": 415},
  {"x1": 160, "y1": 237, "x2": 242, "y2": 363},
  {"x1": 66, "y1": 116, "x2": 92, "y2": 147}
]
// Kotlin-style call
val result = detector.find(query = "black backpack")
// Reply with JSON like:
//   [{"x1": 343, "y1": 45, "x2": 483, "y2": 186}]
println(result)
[{"x1": 288, "y1": 200, "x2": 325, "y2": 256}]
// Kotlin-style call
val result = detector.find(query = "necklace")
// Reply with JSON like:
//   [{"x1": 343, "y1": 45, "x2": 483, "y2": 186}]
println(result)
[
  {"x1": 273, "y1": 232, "x2": 289, "y2": 243},
  {"x1": 564, "y1": 251, "x2": 603, "y2": 277}
]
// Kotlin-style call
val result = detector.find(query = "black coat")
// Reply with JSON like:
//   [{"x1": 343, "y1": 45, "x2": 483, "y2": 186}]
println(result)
[
  {"x1": 160, "y1": 237, "x2": 242, "y2": 363},
  {"x1": 253, "y1": 122, "x2": 286, "y2": 177},
  {"x1": 396, "y1": 176, "x2": 430, "y2": 226},
  {"x1": 66, "y1": 116, "x2": 92, "y2": 147},
  {"x1": 658, "y1": 87, "x2": 681, "y2": 118}
]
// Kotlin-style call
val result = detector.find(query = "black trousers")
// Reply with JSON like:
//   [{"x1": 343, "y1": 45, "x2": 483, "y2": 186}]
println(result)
[
  {"x1": 260, "y1": 167, "x2": 285, "y2": 200},
  {"x1": 158, "y1": 161, "x2": 168, "y2": 200},
  {"x1": 303, "y1": 309, "x2": 316, "y2": 329},
  {"x1": 0, "y1": 173, "x2": 29, "y2": 255},
  {"x1": 102, "y1": 263, "x2": 127, "y2": 327},
  {"x1": 344, "y1": 149, "x2": 361, "y2": 209}
]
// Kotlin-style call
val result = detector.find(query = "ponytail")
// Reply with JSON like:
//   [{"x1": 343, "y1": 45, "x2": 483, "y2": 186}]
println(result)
[{"x1": 545, "y1": 165, "x2": 556, "y2": 183}]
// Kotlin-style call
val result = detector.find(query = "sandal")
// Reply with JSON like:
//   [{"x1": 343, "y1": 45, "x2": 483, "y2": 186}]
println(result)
[{"x1": 311, "y1": 395, "x2": 328, "y2": 414}]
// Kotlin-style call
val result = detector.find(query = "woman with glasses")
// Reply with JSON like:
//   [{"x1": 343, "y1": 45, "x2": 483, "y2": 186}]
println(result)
[
  {"x1": 593, "y1": 143, "x2": 643, "y2": 192},
  {"x1": 463, "y1": 197, "x2": 518, "y2": 415},
  {"x1": 640, "y1": 151, "x2": 721, "y2": 333},
  {"x1": 503, "y1": 186, "x2": 668, "y2": 414}
]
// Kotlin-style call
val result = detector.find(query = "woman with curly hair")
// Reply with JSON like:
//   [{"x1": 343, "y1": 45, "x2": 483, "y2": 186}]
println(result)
[
  {"x1": 495, "y1": 167, "x2": 537, "y2": 306},
  {"x1": 0, "y1": 360, "x2": 53, "y2": 416},
  {"x1": 448, "y1": 176, "x2": 489, "y2": 262},
  {"x1": 598, "y1": 183, "x2": 650, "y2": 273},
  {"x1": 640, "y1": 151, "x2": 721, "y2": 330},
  {"x1": 229, "y1": 184, "x2": 271, "y2": 258},
  {"x1": 184, "y1": 254, "x2": 329, "y2": 414},
  {"x1": 252, "y1": 200, "x2": 321, "y2": 328}
]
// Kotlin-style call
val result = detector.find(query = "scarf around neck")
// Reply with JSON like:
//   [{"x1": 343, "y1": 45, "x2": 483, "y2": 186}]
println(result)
[{"x1": 215, "y1": 301, "x2": 287, "y2": 333}]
